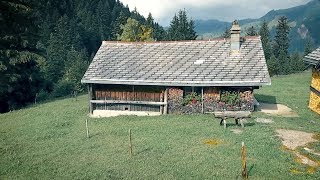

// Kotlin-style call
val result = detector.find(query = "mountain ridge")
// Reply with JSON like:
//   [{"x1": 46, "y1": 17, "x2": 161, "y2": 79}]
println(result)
[{"x1": 195, "y1": 0, "x2": 320, "y2": 52}]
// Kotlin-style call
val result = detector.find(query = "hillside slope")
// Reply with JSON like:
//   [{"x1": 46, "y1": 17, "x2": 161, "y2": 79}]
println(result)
[
  {"x1": 195, "y1": 0, "x2": 320, "y2": 52},
  {"x1": 0, "y1": 71, "x2": 319, "y2": 179}
]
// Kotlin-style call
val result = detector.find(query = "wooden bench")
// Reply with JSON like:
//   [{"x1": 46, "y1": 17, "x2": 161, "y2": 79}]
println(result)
[{"x1": 214, "y1": 111, "x2": 251, "y2": 128}]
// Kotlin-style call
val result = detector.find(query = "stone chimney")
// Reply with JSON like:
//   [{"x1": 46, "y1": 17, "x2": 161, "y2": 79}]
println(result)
[{"x1": 230, "y1": 20, "x2": 241, "y2": 53}]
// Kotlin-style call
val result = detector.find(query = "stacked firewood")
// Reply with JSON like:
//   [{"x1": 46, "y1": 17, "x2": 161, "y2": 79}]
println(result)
[
  {"x1": 181, "y1": 102, "x2": 202, "y2": 114},
  {"x1": 239, "y1": 90, "x2": 253, "y2": 102},
  {"x1": 167, "y1": 88, "x2": 184, "y2": 114},
  {"x1": 167, "y1": 87, "x2": 254, "y2": 113},
  {"x1": 309, "y1": 69, "x2": 320, "y2": 114},
  {"x1": 239, "y1": 90, "x2": 254, "y2": 111}
]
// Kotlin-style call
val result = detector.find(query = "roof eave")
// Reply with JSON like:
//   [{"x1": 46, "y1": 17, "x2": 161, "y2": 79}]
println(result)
[
  {"x1": 304, "y1": 57, "x2": 319, "y2": 66},
  {"x1": 81, "y1": 79, "x2": 271, "y2": 87}
]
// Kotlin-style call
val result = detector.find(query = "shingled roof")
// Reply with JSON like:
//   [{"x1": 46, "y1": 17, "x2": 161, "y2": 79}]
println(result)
[
  {"x1": 304, "y1": 47, "x2": 320, "y2": 66},
  {"x1": 81, "y1": 36, "x2": 271, "y2": 87}
]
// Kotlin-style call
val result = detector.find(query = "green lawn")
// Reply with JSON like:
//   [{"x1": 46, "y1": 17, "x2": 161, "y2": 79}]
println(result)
[{"x1": 1, "y1": 71, "x2": 319, "y2": 179}]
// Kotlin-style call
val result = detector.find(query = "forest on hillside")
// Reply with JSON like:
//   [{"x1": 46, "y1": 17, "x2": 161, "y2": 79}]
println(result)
[{"x1": 0, "y1": 0, "x2": 197, "y2": 112}]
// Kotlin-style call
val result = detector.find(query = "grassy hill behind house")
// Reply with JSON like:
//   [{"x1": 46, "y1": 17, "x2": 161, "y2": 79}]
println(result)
[
  {"x1": 195, "y1": 0, "x2": 320, "y2": 52},
  {"x1": 0, "y1": 71, "x2": 320, "y2": 179}
]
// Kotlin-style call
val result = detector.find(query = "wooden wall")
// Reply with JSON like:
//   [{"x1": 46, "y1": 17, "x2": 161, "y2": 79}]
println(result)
[
  {"x1": 309, "y1": 68, "x2": 320, "y2": 114},
  {"x1": 93, "y1": 85, "x2": 164, "y2": 112},
  {"x1": 89, "y1": 84, "x2": 255, "y2": 114}
]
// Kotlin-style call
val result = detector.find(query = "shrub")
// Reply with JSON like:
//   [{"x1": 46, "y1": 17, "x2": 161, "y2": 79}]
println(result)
[
  {"x1": 220, "y1": 91, "x2": 240, "y2": 105},
  {"x1": 51, "y1": 80, "x2": 75, "y2": 98},
  {"x1": 182, "y1": 92, "x2": 201, "y2": 106}
]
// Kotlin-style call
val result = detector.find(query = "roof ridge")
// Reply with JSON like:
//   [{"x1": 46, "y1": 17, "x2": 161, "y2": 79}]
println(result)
[{"x1": 102, "y1": 36, "x2": 261, "y2": 45}]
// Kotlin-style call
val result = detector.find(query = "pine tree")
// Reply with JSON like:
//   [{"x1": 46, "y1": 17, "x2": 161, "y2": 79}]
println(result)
[
  {"x1": 304, "y1": 37, "x2": 314, "y2": 56},
  {"x1": 221, "y1": 26, "x2": 231, "y2": 38},
  {"x1": 46, "y1": 15, "x2": 72, "y2": 83},
  {"x1": 273, "y1": 16, "x2": 290, "y2": 58},
  {"x1": 0, "y1": 0, "x2": 168, "y2": 110},
  {"x1": 96, "y1": 0, "x2": 112, "y2": 40},
  {"x1": 0, "y1": 0, "x2": 44, "y2": 112},
  {"x1": 167, "y1": 9, "x2": 197, "y2": 40},
  {"x1": 111, "y1": 11, "x2": 129, "y2": 40},
  {"x1": 245, "y1": 26, "x2": 258, "y2": 36},
  {"x1": 290, "y1": 52, "x2": 305, "y2": 72},
  {"x1": 153, "y1": 22, "x2": 166, "y2": 41},
  {"x1": 167, "y1": 14, "x2": 179, "y2": 40},
  {"x1": 130, "y1": 7, "x2": 145, "y2": 23},
  {"x1": 63, "y1": 47, "x2": 88, "y2": 92},
  {"x1": 273, "y1": 16, "x2": 291, "y2": 75},
  {"x1": 267, "y1": 54, "x2": 279, "y2": 76},
  {"x1": 177, "y1": 10, "x2": 188, "y2": 40},
  {"x1": 259, "y1": 20, "x2": 272, "y2": 60},
  {"x1": 278, "y1": 49, "x2": 291, "y2": 75},
  {"x1": 186, "y1": 19, "x2": 197, "y2": 40},
  {"x1": 145, "y1": 12, "x2": 166, "y2": 40},
  {"x1": 146, "y1": 13, "x2": 154, "y2": 28}
]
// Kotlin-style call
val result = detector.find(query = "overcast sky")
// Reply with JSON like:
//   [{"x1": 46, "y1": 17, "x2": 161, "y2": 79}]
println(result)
[{"x1": 120, "y1": 0, "x2": 310, "y2": 26}]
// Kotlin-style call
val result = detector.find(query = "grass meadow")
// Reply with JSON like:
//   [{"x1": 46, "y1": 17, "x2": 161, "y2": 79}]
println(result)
[{"x1": 0, "y1": 71, "x2": 319, "y2": 179}]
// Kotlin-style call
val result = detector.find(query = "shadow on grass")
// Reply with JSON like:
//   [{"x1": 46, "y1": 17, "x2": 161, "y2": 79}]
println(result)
[
  {"x1": 248, "y1": 164, "x2": 255, "y2": 176},
  {"x1": 235, "y1": 164, "x2": 255, "y2": 179},
  {"x1": 217, "y1": 121, "x2": 256, "y2": 128},
  {"x1": 255, "y1": 94, "x2": 277, "y2": 104},
  {"x1": 137, "y1": 147, "x2": 152, "y2": 155},
  {"x1": 89, "y1": 132, "x2": 101, "y2": 138},
  {"x1": 225, "y1": 122, "x2": 256, "y2": 128}
]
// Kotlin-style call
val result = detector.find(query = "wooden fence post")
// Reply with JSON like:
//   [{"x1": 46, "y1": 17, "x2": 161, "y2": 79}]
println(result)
[
  {"x1": 88, "y1": 84, "x2": 93, "y2": 115},
  {"x1": 86, "y1": 119, "x2": 89, "y2": 138},
  {"x1": 201, "y1": 87, "x2": 204, "y2": 114},
  {"x1": 241, "y1": 142, "x2": 248, "y2": 179},
  {"x1": 34, "y1": 93, "x2": 38, "y2": 105},
  {"x1": 129, "y1": 129, "x2": 133, "y2": 157}
]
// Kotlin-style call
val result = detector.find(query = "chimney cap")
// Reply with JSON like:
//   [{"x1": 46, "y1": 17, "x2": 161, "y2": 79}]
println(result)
[{"x1": 230, "y1": 20, "x2": 241, "y2": 32}]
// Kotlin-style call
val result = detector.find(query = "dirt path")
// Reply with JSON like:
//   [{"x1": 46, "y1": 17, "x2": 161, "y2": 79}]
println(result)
[
  {"x1": 276, "y1": 129, "x2": 319, "y2": 168},
  {"x1": 259, "y1": 103, "x2": 299, "y2": 117},
  {"x1": 276, "y1": 129, "x2": 317, "y2": 150}
]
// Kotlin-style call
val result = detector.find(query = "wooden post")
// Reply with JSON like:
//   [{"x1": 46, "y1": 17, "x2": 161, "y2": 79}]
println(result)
[
  {"x1": 85, "y1": 119, "x2": 89, "y2": 138},
  {"x1": 104, "y1": 96, "x2": 107, "y2": 110},
  {"x1": 241, "y1": 142, "x2": 248, "y2": 179},
  {"x1": 88, "y1": 84, "x2": 93, "y2": 115},
  {"x1": 160, "y1": 90, "x2": 164, "y2": 114},
  {"x1": 34, "y1": 93, "x2": 38, "y2": 104},
  {"x1": 132, "y1": 85, "x2": 135, "y2": 100},
  {"x1": 129, "y1": 129, "x2": 133, "y2": 157},
  {"x1": 240, "y1": 118, "x2": 244, "y2": 128},
  {"x1": 163, "y1": 88, "x2": 168, "y2": 114},
  {"x1": 223, "y1": 117, "x2": 227, "y2": 129},
  {"x1": 74, "y1": 91, "x2": 78, "y2": 101},
  {"x1": 201, "y1": 87, "x2": 204, "y2": 114}
]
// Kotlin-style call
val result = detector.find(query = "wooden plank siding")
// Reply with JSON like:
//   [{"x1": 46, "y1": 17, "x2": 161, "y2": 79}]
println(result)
[{"x1": 92, "y1": 85, "x2": 164, "y2": 113}]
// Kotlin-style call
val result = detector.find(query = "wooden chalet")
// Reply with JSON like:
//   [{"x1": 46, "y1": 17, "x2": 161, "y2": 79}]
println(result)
[
  {"x1": 81, "y1": 21, "x2": 271, "y2": 117},
  {"x1": 304, "y1": 47, "x2": 320, "y2": 115}
]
